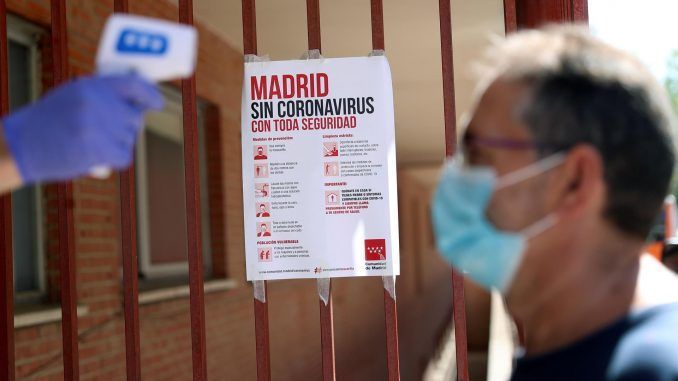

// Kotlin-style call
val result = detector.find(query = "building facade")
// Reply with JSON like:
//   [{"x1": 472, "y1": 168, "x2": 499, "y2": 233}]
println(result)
[{"x1": 7, "y1": 1, "x2": 453, "y2": 379}]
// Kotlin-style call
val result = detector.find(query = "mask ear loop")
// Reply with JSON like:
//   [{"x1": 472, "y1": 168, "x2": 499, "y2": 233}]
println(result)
[
  {"x1": 495, "y1": 153, "x2": 566, "y2": 190},
  {"x1": 521, "y1": 213, "x2": 558, "y2": 239},
  {"x1": 496, "y1": 153, "x2": 565, "y2": 240}
]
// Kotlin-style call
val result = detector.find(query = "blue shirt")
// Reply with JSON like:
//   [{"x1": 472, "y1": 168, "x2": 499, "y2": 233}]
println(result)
[{"x1": 511, "y1": 302, "x2": 678, "y2": 381}]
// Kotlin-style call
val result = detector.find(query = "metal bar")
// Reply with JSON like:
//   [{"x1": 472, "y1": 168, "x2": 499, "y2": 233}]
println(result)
[
  {"x1": 438, "y1": 0, "x2": 457, "y2": 156},
  {"x1": 0, "y1": 1, "x2": 8, "y2": 116},
  {"x1": 0, "y1": 1, "x2": 14, "y2": 379},
  {"x1": 503, "y1": 0, "x2": 518, "y2": 33},
  {"x1": 120, "y1": 167, "x2": 140, "y2": 381},
  {"x1": 369, "y1": 5, "x2": 400, "y2": 380},
  {"x1": 0, "y1": 200, "x2": 11, "y2": 381},
  {"x1": 572, "y1": 0, "x2": 589, "y2": 22},
  {"x1": 318, "y1": 279, "x2": 335, "y2": 381},
  {"x1": 178, "y1": 1, "x2": 208, "y2": 380},
  {"x1": 242, "y1": 2, "x2": 272, "y2": 380},
  {"x1": 112, "y1": 1, "x2": 142, "y2": 380},
  {"x1": 304, "y1": 2, "x2": 335, "y2": 379},
  {"x1": 383, "y1": 277, "x2": 400, "y2": 381},
  {"x1": 57, "y1": 186, "x2": 78, "y2": 381},
  {"x1": 306, "y1": 0, "x2": 321, "y2": 52},
  {"x1": 451, "y1": 270, "x2": 468, "y2": 380},
  {"x1": 319, "y1": 293, "x2": 335, "y2": 381},
  {"x1": 502, "y1": 0, "x2": 522, "y2": 350},
  {"x1": 114, "y1": 0, "x2": 128, "y2": 13},
  {"x1": 242, "y1": 0, "x2": 258, "y2": 56},
  {"x1": 253, "y1": 281, "x2": 271, "y2": 381},
  {"x1": 438, "y1": 0, "x2": 469, "y2": 380},
  {"x1": 370, "y1": 0, "x2": 385, "y2": 51},
  {"x1": 50, "y1": 1, "x2": 80, "y2": 379}
]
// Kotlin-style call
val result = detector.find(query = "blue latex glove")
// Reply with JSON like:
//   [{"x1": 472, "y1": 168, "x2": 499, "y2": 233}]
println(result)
[{"x1": 2, "y1": 74, "x2": 163, "y2": 183}]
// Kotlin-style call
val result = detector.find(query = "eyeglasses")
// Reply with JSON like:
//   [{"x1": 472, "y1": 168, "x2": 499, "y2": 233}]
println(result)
[
  {"x1": 463, "y1": 134, "x2": 538, "y2": 150},
  {"x1": 461, "y1": 133, "x2": 565, "y2": 164}
]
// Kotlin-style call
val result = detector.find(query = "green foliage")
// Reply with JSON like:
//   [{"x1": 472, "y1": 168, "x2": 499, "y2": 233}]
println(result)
[
  {"x1": 666, "y1": 50, "x2": 678, "y2": 199},
  {"x1": 666, "y1": 50, "x2": 678, "y2": 113}
]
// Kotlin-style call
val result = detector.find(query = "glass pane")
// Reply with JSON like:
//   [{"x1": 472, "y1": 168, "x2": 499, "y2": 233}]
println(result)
[
  {"x1": 197, "y1": 105, "x2": 212, "y2": 273},
  {"x1": 136, "y1": 88, "x2": 214, "y2": 277},
  {"x1": 8, "y1": 40, "x2": 31, "y2": 111},
  {"x1": 12, "y1": 187, "x2": 40, "y2": 293},
  {"x1": 145, "y1": 130, "x2": 189, "y2": 265},
  {"x1": 9, "y1": 39, "x2": 41, "y2": 295}
]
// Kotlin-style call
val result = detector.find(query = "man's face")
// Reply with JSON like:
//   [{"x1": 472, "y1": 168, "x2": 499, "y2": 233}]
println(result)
[
  {"x1": 260, "y1": 224, "x2": 267, "y2": 232},
  {"x1": 260, "y1": 205, "x2": 265, "y2": 212},
  {"x1": 465, "y1": 79, "x2": 552, "y2": 231},
  {"x1": 464, "y1": 79, "x2": 568, "y2": 297},
  {"x1": 258, "y1": 147, "x2": 263, "y2": 155}
]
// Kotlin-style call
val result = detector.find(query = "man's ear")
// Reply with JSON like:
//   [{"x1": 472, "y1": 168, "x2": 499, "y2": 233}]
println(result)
[{"x1": 553, "y1": 144, "x2": 605, "y2": 219}]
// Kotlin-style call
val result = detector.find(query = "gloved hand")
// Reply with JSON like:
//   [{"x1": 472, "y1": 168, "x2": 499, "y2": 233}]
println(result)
[{"x1": 1, "y1": 74, "x2": 163, "y2": 184}]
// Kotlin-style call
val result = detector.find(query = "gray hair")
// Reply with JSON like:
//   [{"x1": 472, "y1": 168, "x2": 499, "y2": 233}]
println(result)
[{"x1": 480, "y1": 25, "x2": 677, "y2": 238}]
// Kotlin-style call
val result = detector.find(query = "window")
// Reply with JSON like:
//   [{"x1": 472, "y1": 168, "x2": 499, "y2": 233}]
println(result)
[
  {"x1": 135, "y1": 86, "x2": 213, "y2": 279},
  {"x1": 8, "y1": 16, "x2": 44, "y2": 301}
]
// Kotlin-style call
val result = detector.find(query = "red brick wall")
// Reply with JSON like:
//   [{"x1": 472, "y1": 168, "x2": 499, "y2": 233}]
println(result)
[{"x1": 7, "y1": 1, "x2": 453, "y2": 380}]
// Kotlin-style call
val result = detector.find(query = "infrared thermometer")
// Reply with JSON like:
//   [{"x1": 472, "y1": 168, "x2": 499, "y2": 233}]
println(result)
[{"x1": 90, "y1": 14, "x2": 198, "y2": 178}]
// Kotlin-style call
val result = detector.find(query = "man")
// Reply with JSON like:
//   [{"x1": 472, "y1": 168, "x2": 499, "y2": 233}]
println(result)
[
  {"x1": 256, "y1": 203, "x2": 270, "y2": 217},
  {"x1": 257, "y1": 223, "x2": 271, "y2": 237},
  {"x1": 254, "y1": 146, "x2": 267, "y2": 160},
  {"x1": 0, "y1": 74, "x2": 162, "y2": 192},
  {"x1": 432, "y1": 26, "x2": 678, "y2": 380}
]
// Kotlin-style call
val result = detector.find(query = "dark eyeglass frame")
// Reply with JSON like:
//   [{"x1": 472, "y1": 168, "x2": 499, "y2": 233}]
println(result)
[{"x1": 462, "y1": 133, "x2": 566, "y2": 153}]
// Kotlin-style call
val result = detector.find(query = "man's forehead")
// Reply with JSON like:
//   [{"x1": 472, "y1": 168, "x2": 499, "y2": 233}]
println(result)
[{"x1": 465, "y1": 79, "x2": 533, "y2": 139}]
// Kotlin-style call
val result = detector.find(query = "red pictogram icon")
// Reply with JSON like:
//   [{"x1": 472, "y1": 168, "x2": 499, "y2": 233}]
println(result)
[
  {"x1": 254, "y1": 145, "x2": 268, "y2": 160},
  {"x1": 258, "y1": 248, "x2": 272, "y2": 262},
  {"x1": 323, "y1": 142, "x2": 339, "y2": 157},
  {"x1": 325, "y1": 191, "x2": 340, "y2": 206},
  {"x1": 324, "y1": 162, "x2": 339, "y2": 176}
]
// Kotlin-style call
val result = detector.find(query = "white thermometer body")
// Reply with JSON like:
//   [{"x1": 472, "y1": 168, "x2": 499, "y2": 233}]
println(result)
[{"x1": 91, "y1": 14, "x2": 198, "y2": 178}]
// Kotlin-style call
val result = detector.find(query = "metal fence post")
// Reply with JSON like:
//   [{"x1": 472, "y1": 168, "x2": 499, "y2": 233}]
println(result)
[
  {"x1": 438, "y1": 0, "x2": 469, "y2": 380},
  {"x1": 0, "y1": 1, "x2": 14, "y2": 379}
]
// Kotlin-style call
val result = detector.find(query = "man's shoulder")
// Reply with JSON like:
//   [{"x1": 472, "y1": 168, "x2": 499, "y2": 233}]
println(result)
[
  {"x1": 609, "y1": 303, "x2": 678, "y2": 380},
  {"x1": 511, "y1": 303, "x2": 678, "y2": 381}
]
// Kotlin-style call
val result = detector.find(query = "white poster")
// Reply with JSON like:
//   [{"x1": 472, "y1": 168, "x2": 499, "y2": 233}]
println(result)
[{"x1": 241, "y1": 56, "x2": 399, "y2": 280}]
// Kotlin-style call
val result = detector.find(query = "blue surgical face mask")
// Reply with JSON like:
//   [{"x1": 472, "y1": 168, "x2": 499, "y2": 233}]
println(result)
[{"x1": 431, "y1": 153, "x2": 565, "y2": 293}]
